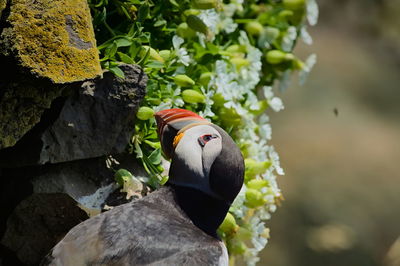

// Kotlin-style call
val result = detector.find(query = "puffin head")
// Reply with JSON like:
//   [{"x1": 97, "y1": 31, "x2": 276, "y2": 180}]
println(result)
[{"x1": 155, "y1": 108, "x2": 244, "y2": 204}]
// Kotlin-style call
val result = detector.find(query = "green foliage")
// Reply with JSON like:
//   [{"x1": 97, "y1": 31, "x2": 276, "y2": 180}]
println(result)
[{"x1": 88, "y1": 0, "x2": 317, "y2": 264}]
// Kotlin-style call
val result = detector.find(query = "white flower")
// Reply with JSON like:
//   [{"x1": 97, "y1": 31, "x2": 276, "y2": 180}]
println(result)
[
  {"x1": 153, "y1": 101, "x2": 172, "y2": 112},
  {"x1": 307, "y1": 0, "x2": 319, "y2": 26},
  {"x1": 220, "y1": 17, "x2": 238, "y2": 34},
  {"x1": 301, "y1": 26, "x2": 313, "y2": 45},
  {"x1": 238, "y1": 30, "x2": 251, "y2": 49},
  {"x1": 299, "y1": 53, "x2": 317, "y2": 85},
  {"x1": 212, "y1": 60, "x2": 243, "y2": 102},
  {"x1": 279, "y1": 69, "x2": 292, "y2": 92},
  {"x1": 268, "y1": 146, "x2": 284, "y2": 175},
  {"x1": 172, "y1": 35, "x2": 191, "y2": 66},
  {"x1": 245, "y1": 248, "x2": 261, "y2": 266},
  {"x1": 230, "y1": 185, "x2": 247, "y2": 218},
  {"x1": 258, "y1": 114, "x2": 272, "y2": 141},
  {"x1": 198, "y1": 9, "x2": 219, "y2": 34},
  {"x1": 172, "y1": 87, "x2": 185, "y2": 107},
  {"x1": 262, "y1": 86, "x2": 284, "y2": 111},
  {"x1": 239, "y1": 48, "x2": 262, "y2": 91},
  {"x1": 282, "y1": 26, "x2": 297, "y2": 52},
  {"x1": 269, "y1": 97, "x2": 284, "y2": 112},
  {"x1": 224, "y1": 101, "x2": 247, "y2": 116},
  {"x1": 259, "y1": 124, "x2": 272, "y2": 140},
  {"x1": 257, "y1": 206, "x2": 272, "y2": 220},
  {"x1": 245, "y1": 92, "x2": 259, "y2": 111},
  {"x1": 199, "y1": 87, "x2": 215, "y2": 119},
  {"x1": 263, "y1": 86, "x2": 274, "y2": 99}
]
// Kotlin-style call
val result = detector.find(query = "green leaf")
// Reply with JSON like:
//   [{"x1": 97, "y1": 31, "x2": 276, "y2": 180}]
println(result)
[
  {"x1": 129, "y1": 43, "x2": 141, "y2": 58},
  {"x1": 134, "y1": 140, "x2": 143, "y2": 158},
  {"x1": 139, "y1": 32, "x2": 151, "y2": 43},
  {"x1": 127, "y1": 24, "x2": 136, "y2": 37},
  {"x1": 193, "y1": 43, "x2": 208, "y2": 59},
  {"x1": 144, "y1": 140, "x2": 161, "y2": 149},
  {"x1": 137, "y1": 46, "x2": 151, "y2": 66},
  {"x1": 105, "y1": 42, "x2": 118, "y2": 58},
  {"x1": 120, "y1": 6, "x2": 131, "y2": 20},
  {"x1": 145, "y1": 130, "x2": 158, "y2": 140},
  {"x1": 206, "y1": 42, "x2": 219, "y2": 55},
  {"x1": 169, "y1": 0, "x2": 179, "y2": 7},
  {"x1": 115, "y1": 38, "x2": 133, "y2": 47},
  {"x1": 118, "y1": 52, "x2": 134, "y2": 64},
  {"x1": 93, "y1": 7, "x2": 107, "y2": 24},
  {"x1": 138, "y1": 3, "x2": 150, "y2": 22},
  {"x1": 109, "y1": 66, "x2": 125, "y2": 78},
  {"x1": 147, "y1": 148, "x2": 161, "y2": 165},
  {"x1": 145, "y1": 60, "x2": 165, "y2": 69},
  {"x1": 154, "y1": 19, "x2": 167, "y2": 27}
]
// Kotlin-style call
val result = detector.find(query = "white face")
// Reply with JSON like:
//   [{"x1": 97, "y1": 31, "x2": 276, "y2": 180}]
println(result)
[{"x1": 170, "y1": 125, "x2": 223, "y2": 197}]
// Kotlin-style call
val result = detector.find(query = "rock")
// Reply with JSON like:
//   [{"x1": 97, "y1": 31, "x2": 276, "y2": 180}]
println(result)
[
  {"x1": 0, "y1": 0, "x2": 6, "y2": 18},
  {"x1": 0, "y1": 153, "x2": 147, "y2": 224},
  {"x1": 38, "y1": 64, "x2": 147, "y2": 164},
  {"x1": 0, "y1": 64, "x2": 147, "y2": 166},
  {"x1": 0, "y1": 0, "x2": 103, "y2": 149},
  {"x1": 29, "y1": 155, "x2": 138, "y2": 213},
  {"x1": 31, "y1": 156, "x2": 116, "y2": 202},
  {"x1": 0, "y1": 76, "x2": 63, "y2": 149},
  {"x1": 0, "y1": 0, "x2": 101, "y2": 83},
  {"x1": 0, "y1": 166, "x2": 33, "y2": 238},
  {"x1": 1, "y1": 193, "x2": 89, "y2": 265},
  {"x1": 0, "y1": 153, "x2": 149, "y2": 264}
]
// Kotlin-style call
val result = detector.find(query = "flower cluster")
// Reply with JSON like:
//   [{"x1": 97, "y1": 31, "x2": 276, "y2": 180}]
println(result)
[{"x1": 89, "y1": 0, "x2": 318, "y2": 264}]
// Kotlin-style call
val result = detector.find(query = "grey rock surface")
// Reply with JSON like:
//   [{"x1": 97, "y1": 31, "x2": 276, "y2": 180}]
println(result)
[
  {"x1": 1, "y1": 193, "x2": 89, "y2": 265},
  {"x1": 0, "y1": 153, "x2": 148, "y2": 265},
  {"x1": 31, "y1": 156, "x2": 115, "y2": 203},
  {"x1": 39, "y1": 64, "x2": 147, "y2": 164},
  {"x1": 0, "y1": 64, "x2": 147, "y2": 166}
]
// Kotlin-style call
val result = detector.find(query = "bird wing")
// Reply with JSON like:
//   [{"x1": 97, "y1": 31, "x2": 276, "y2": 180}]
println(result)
[
  {"x1": 42, "y1": 211, "x2": 109, "y2": 266},
  {"x1": 42, "y1": 187, "x2": 227, "y2": 266},
  {"x1": 147, "y1": 243, "x2": 228, "y2": 266}
]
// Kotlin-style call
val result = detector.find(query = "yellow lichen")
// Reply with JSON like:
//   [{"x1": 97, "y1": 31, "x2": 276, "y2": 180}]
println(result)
[
  {"x1": 0, "y1": 0, "x2": 102, "y2": 83},
  {"x1": 0, "y1": 79, "x2": 61, "y2": 148},
  {"x1": 0, "y1": 0, "x2": 6, "y2": 17}
]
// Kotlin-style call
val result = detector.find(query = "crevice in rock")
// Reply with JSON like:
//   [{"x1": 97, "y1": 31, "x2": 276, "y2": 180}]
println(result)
[
  {"x1": 0, "y1": 91, "x2": 69, "y2": 167},
  {"x1": 0, "y1": 0, "x2": 12, "y2": 33}
]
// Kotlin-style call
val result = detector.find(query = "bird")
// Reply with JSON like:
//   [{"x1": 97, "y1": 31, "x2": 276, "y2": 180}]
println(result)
[{"x1": 41, "y1": 108, "x2": 244, "y2": 266}]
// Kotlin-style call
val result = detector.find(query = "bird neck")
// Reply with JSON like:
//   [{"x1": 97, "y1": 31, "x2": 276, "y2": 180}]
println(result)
[{"x1": 170, "y1": 184, "x2": 230, "y2": 239}]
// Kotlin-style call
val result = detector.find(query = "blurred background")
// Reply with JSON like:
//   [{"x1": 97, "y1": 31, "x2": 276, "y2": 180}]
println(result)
[{"x1": 260, "y1": 0, "x2": 400, "y2": 265}]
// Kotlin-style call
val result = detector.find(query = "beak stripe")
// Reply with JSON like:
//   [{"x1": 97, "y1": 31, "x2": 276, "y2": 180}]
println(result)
[
  {"x1": 155, "y1": 108, "x2": 207, "y2": 139},
  {"x1": 176, "y1": 121, "x2": 211, "y2": 135},
  {"x1": 173, "y1": 132, "x2": 185, "y2": 149}
]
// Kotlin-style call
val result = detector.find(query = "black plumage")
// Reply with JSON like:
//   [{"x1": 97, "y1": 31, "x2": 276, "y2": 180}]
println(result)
[
  {"x1": 42, "y1": 187, "x2": 227, "y2": 265},
  {"x1": 42, "y1": 108, "x2": 244, "y2": 266}
]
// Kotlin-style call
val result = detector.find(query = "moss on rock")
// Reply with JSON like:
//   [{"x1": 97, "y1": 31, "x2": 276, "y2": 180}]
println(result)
[
  {"x1": 0, "y1": 0, "x2": 101, "y2": 83},
  {"x1": 0, "y1": 79, "x2": 62, "y2": 149},
  {"x1": 0, "y1": 0, "x2": 6, "y2": 17}
]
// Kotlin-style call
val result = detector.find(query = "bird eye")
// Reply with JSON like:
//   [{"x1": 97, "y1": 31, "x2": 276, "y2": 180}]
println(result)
[
  {"x1": 203, "y1": 135, "x2": 212, "y2": 141},
  {"x1": 198, "y1": 134, "x2": 217, "y2": 147}
]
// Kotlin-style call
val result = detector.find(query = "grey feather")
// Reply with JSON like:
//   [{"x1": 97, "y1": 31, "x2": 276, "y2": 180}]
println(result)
[{"x1": 42, "y1": 186, "x2": 227, "y2": 266}]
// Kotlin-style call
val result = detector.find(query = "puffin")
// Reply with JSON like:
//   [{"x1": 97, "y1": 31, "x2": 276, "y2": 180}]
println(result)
[{"x1": 41, "y1": 108, "x2": 244, "y2": 266}]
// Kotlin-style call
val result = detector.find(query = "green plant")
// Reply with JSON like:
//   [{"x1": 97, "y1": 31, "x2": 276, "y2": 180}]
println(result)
[{"x1": 88, "y1": 0, "x2": 318, "y2": 264}]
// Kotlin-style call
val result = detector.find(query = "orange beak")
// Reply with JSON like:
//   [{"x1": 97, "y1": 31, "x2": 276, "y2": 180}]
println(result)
[
  {"x1": 155, "y1": 108, "x2": 205, "y2": 136},
  {"x1": 155, "y1": 108, "x2": 208, "y2": 158}
]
